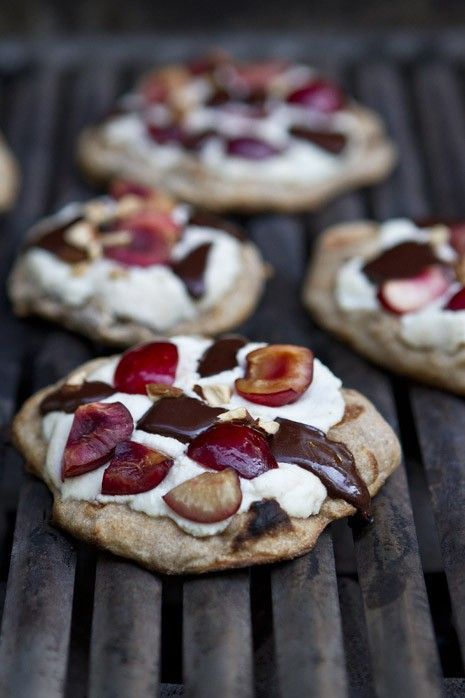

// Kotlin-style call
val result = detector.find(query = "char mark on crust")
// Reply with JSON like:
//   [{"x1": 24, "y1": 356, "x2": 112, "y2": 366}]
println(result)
[
  {"x1": 343, "y1": 403, "x2": 364, "y2": 423},
  {"x1": 233, "y1": 498, "x2": 292, "y2": 549}
]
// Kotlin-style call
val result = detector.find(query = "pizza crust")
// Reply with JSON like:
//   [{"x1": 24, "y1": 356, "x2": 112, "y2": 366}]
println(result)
[
  {"x1": 303, "y1": 222, "x2": 465, "y2": 395},
  {"x1": 12, "y1": 357, "x2": 401, "y2": 574},
  {"x1": 77, "y1": 105, "x2": 396, "y2": 214},
  {"x1": 8, "y1": 241, "x2": 267, "y2": 346},
  {"x1": 0, "y1": 135, "x2": 19, "y2": 212}
]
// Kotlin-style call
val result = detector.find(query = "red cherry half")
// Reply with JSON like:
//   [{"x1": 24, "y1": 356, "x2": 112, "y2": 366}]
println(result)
[
  {"x1": 187, "y1": 423, "x2": 278, "y2": 479},
  {"x1": 163, "y1": 469, "x2": 242, "y2": 523},
  {"x1": 110, "y1": 179, "x2": 154, "y2": 200},
  {"x1": 287, "y1": 78, "x2": 346, "y2": 113},
  {"x1": 114, "y1": 341, "x2": 179, "y2": 394},
  {"x1": 235, "y1": 345, "x2": 314, "y2": 407},
  {"x1": 103, "y1": 210, "x2": 180, "y2": 267},
  {"x1": 378, "y1": 265, "x2": 452, "y2": 315},
  {"x1": 146, "y1": 124, "x2": 185, "y2": 145},
  {"x1": 101, "y1": 440, "x2": 173, "y2": 495},
  {"x1": 446, "y1": 286, "x2": 465, "y2": 311},
  {"x1": 62, "y1": 402, "x2": 133, "y2": 479},
  {"x1": 226, "y1": 137, "x2": 282, "y2": 160}
]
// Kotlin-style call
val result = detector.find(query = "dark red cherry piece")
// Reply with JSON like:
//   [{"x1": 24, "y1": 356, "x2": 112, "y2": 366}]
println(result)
[
  {"x1": 114, "y1": 341, "x2": 179, "y2": 394},
  {"x1": 103, "y1": 210, "x2": 180, "y2": 267},
  {"x1": 446, "y1": 286, "x2": 465, "y2": 311},
  {"x1": 226, "y1": 137, "x2": 282, "y2": 160},
  {"x1": 287, "y1": 78, "x2": 345, "y2": 113},
  {"x1": 62, "y1": 402, "x2": 133, "y2": 479},
  {"x1": 187, "y1": 422, "x2": 278, "y2": 479},
  {"x1": 102, "y1": 440, "x2": 173, "y2": 495}
]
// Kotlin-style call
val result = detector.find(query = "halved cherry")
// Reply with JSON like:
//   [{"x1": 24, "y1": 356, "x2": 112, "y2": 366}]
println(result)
[
  {"x1": 163, "y1": 469, "x2": 242, "y2": 523},
  {"x1": 114, "y1": 341, "x2": 179, "y2": 394},
  {"x1": 449, "y1": 222, "x2": 465, "y2": 256},
  {"x1": 235, "y1": 345, "x2": 314, "y2": 407},
  {"x1": 445, "y1": 286, "x2": 465, "y2": 311},
  {"x1": 103, "y1": 210, "x2": 180, "y2": 267},
  {"x1": 287, "y1": 78, "x2": 346, "y2": 113},
  {"x1": 226, "y1": 137, "x2": 282, "y2": 160},
  {"x1": 110, "y1": 179, "x2": 153, "y2": 200},
  {"x1": 101, "y1": 440, "x2": 173, "y2": 495},
  {"x1": 139, "y1": 74, "x2": 169, "y2": 103},
  {"x1": 378, "y1": 265, "x2": 452, "y2": 315},
  {"x1": 187, "y1": 423, "x2": 278, "y2": 479},
  {"x1": 62, "y1": 402, "x2": 133, "y2": 479},
  {"x1": 146, "y1": 123, "x2": 185, "y2": 146}
]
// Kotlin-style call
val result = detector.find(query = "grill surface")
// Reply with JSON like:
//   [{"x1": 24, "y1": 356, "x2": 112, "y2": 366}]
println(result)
[{"x1": 0, "y1": 31, "x2": 464, "y2": 698}]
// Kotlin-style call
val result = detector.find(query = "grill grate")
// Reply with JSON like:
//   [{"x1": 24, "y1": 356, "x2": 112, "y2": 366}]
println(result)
[{"x1": 0, "y1": 32, "x2": 464, "y2": 697}]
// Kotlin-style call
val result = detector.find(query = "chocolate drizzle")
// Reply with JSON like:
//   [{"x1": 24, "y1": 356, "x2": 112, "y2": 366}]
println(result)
[
  {"x1": 197, "y1": 335, "x2": 247, "y2": 377},
  {"x1": 188, "y1": 210, "x2": 246, "y2": 241},
  {"x1": 362, "y1": 241, "x2": 440, "y2": 284},
  {"x1": 29, "y1": 216, "x2": 88, "y2": 264},
  {"x1": 170, "y1": 243, "x2": 212, "y2": 298},
  {"x1": 289, "y1": 126, "x2": 347, "y2": 154},
  {"x1": 137, "y1": 396, "x2": 225, "y2": 442},
  {"x1": 40, "y1": 381, "x2": 116, "y2": 414},
  {"x1": 270, "y1": 417, "x2": 371, "y2": 517}
]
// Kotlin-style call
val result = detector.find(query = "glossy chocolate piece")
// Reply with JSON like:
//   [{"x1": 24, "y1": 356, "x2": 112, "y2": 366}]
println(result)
[
  {"x1": 289, "y1": 126, "x2": 346, "y2": 154},
  {"x1": 188, "y1": 210, "x2": 246, "y2": 241},
  {"x1": 270, "y1": 417, "x2": 370, "y2": 516},
  {"x1": 197, "y1": 335, "x2": 247, "y2": 377},
  {"x1": 137, "y1": 396, "x2": 225, "y2": 443},
  {"x1": 170, "y1": 243, "x2": 212, "y2": 298},
  {"x1": 362, "y1": 241, "x2": 440, "y2": 284},
  {"x1": 40, "y1": 381, "x2": 116, "y2": 414},
  {"x1": 29, "y1": 216, "x2": 88, "y2": 264}
]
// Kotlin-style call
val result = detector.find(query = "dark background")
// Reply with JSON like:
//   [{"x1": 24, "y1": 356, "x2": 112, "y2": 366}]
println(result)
[{"x1": 1, "y1": 0, "x2": 465, "y2": 35}]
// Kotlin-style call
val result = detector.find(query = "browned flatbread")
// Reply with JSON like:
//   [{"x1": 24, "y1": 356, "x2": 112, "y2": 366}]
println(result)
[
  {"x1": 303, "y1": 221, "x2": 465, "y2": 395},
  {"x1": 77, "y1": 104, "x2": 396, "y2": 214},
  {"x1": 8, "y1": 241, "x2": 267, "y2": 346},
  {"x1": 12, "y1": 357, "x2": 401, "y2": 575},
  {"x1": 0, "y1": 134, "x2": 19, "y2": 212}
]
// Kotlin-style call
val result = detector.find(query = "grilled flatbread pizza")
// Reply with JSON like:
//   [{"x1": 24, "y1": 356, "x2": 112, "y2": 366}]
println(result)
[
  {"x1": 12, "y1": 335, "x2": 400, "y2": 574},
  {"x1": 77, "y1": 53, "x2": 396, "y2": 213},
  {"x1": 304, "y1": 218, "x2": 465, "y2": 394},
  {"x1": 0, "y1": 132, "x2": 19, "y2": 212},
  {"x1": 8, "y1": 181, "x2": 266, "y2": 345}
]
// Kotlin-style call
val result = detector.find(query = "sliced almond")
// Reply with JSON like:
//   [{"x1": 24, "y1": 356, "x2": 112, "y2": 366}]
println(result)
[
  {"x1": 217, "y1": 407, "x2": 249, "y2": 422},
  {"x1": 100, "y1": 231, "x2": 132, "y2": 247},
  {"x1": 64, "y1": 221, "x2": 101, "y2": 260},
  {"x1": 429, "y1": 224, "x2": 450, "y2": 247},
  {"x1": 113, "y1": 194, "x2": 144, "y2": 219},
  {"x1": 84, "y1": 200, "x2": 114, "y2": 225},
  {"x1": 146, "y1": 383, "x2": 183, "y2": 401},
  {"x1": 194, "y1": 383, "x2": 231, "y2": 407},
  {"x1": 257, "y1": 418, "x2": 280, "y2": 435},
  {"x1": 108, "y1": 267, "x2": 129, "y2": 280}
]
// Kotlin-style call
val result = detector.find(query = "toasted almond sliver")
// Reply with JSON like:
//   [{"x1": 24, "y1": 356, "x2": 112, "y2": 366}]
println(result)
[
  {"x1": 429, "y1": 224, "x2": 450, "y2": 247},
  {"x1": 100, "y1": 231, "x2": 132, "y2": 247},
  {"x1": 64, "y1": 221, "x2": 96, "y2": 249},
  {"x1": 108, "y1": 267, "x2": 129, "y2": 280},
  {"x1": 195, "y1": 383, "x2": 231, "y2": 407},
  {"x1": 114, "y1": 194, "x2": 145, "y2": 218},
  {"x1": 84, "y1": 200, "x2": 113, "y2": 225},
  {"x1": 217, "y1": 407, "x2": 249, "y2": 422},
  {"x1": 257, "y1": 418, "x2": 280, "y2": 435},
  {"x1": 146, "y1": 383, "x2": 183, "y2": 401}
]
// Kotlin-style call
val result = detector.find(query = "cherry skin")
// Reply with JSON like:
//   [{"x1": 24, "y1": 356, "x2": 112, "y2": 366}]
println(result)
[
  {"x1": 114, "y1": 342, "x2": 179, "y2": 395},
  {"x1": 187, "y1": 423, "x2": 278, "y2": 479},
  {"x1": 102, "y1": 440, "x2": 173, "y2": 495},
  {"x1": 103, "y1": 210, "x2": 180, "y2": 267},
  {"x1": 446, "y1": 286, "x2": 465, "y2": 311},
  {"x1": 287, "y1": 78, "x2": 345, "y2": 113}
]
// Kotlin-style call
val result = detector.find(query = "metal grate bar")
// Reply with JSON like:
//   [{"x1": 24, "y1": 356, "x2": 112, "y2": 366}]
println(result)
[
  {"x1": 88, "y1": 556, "x2": 162, "y2": 697},
  {"x1": 183, "y1": 572, "x2": 254, "y2": 698},
  {"x1": 271, "y1": 531, "x2": 348, "y2": 697}
]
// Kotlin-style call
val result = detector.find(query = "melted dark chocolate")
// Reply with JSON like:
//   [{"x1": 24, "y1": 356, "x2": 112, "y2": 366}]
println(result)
[
  {"x1": 270, "y1": 417, "x2": 371, "y2": 516},
  {"x1": 233, "y1": 498, "x2": 292, "y2": 548},
  {"x1": 40, "y1": 381, "x2": 116, "y2": 414},
  {"x1": 137, "y1": 396, "x2": 225, "y2": 442},
  {"x1": 170, "y1": 243, "x2": 212, "y2": 298},
  {"x1": 188, "y1": 210, "x2": 246, "y2": 241},
  {"x1": 29, "y1": 216, "x2": 88, "y2": 264},
  {"x1": 362, "y1": 241, "x2": 441, "y2": 284},
  {"x1": 289, "y1": 126, "x2": 347, "y2": 154},
  {"x1": 197, "y1": 335, "x2": 247, "y2": 377}
]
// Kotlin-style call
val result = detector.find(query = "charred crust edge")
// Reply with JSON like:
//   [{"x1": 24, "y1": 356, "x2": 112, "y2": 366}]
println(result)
[{"x1": 232, "y1": 498, "x2": 292, "y2": 549}]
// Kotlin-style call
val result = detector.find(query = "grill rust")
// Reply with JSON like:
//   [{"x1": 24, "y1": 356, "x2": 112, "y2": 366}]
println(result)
[{"x1": 0, "y1": 32, "x2": 464, "y2": 697}]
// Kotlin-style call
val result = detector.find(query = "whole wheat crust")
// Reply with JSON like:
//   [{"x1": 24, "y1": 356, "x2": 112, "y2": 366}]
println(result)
[
  {"x1": 77, "y1": 104, "x2": 396, "y2": 214},
  {"x1": 303, "y1": 221, "x2": 465, "y2": 395},
  {"x1": 0, "y1": 135, "x2": 19, "y2": 212},
  {"x1": 8, "y1": 240, "x2": 267, "y2": 347},
  {"x1": 12, "y1": 357, "x2": 401, "y2": 575}
]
